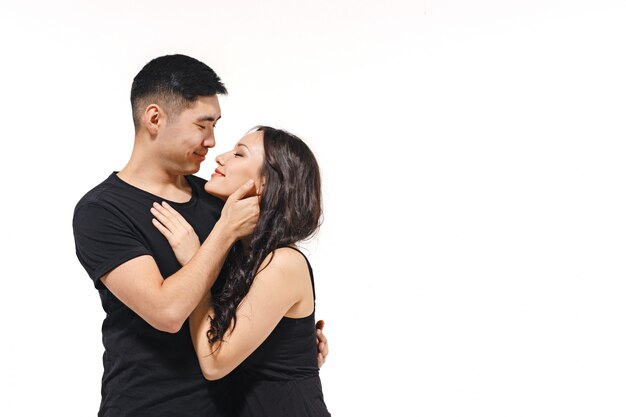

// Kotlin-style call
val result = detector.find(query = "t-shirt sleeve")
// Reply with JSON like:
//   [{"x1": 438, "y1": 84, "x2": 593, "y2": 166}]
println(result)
[{"x1": 73, "y1": 203, "x2": 152, "y2": 289}]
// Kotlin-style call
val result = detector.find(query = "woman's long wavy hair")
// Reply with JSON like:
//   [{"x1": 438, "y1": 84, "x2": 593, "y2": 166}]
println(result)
[{"x1": 208, "y1": 126, "x2": 322, "y2": 344}]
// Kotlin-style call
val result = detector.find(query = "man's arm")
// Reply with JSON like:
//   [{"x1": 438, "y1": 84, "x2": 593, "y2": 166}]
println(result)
[
  {"x1": 148, "y1": 199, "x2": 331, "y2": 366},
  {"x1": 101, "y1": 180, "x2": 259, "y2": 333}
]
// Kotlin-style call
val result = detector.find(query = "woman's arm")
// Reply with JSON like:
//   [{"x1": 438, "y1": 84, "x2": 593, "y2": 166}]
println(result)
[
  {"x1": 189, "y1": 248, "x2": 310, "y2": 380},
  {"x1": 152, "y1": 205, "x2": 327, "y2": 376}
]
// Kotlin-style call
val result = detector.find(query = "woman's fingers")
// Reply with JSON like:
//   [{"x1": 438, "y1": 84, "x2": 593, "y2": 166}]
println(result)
[
  {"x1": 152, "y1": 202, "x2": 199, "y2": 254},
  {"x1": 151, "y1": 203, "x2": 178, "y2": 232},
  {"x1": 151, "y1": 217, "x2": 172, "y2": 239},
  {"x1": 161, "y1": 201, "x2": 193, "y2": 230}
]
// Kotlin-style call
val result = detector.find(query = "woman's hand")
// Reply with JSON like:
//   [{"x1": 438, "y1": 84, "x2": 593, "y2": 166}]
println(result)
[{"x1": 151, "y1": 201, "x2": 200, "y2": 266}]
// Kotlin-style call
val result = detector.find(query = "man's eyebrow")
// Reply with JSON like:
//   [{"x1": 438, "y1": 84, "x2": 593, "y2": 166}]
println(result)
[{"x1": 196, "y1": 115, "x2": 222, "y2": 122}]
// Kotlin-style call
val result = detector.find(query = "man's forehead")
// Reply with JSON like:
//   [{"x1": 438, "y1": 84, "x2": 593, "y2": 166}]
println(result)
[{"x1": 190, "y1": 95, "x2": 221, "y2": 120}]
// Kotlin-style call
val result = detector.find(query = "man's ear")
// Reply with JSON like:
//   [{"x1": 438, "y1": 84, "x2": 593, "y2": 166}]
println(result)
[{"x1": 143, "y1": 104, "x2": 163, "y2": 136}]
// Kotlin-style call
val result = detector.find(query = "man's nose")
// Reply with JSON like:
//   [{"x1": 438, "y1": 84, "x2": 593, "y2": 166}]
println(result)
[{"x1": 202, "y1": 132, "x2": 215, "y2": 148}]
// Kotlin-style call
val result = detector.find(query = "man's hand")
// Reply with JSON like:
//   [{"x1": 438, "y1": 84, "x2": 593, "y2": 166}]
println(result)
[
  {"x1": 316, "y1": 320, "x2": 329, "y2": 368},
  {"x1": 215, "y1": 180, "x2": 260, "y2": 239}
]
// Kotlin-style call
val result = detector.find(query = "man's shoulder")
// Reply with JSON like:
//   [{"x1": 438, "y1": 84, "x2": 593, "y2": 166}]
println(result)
[
  {"x1": 74, "y1": 173, "x2": 119, "y2": 212},
  {"x1": 186, "y1": 174, "x2": 209, "y2": 197},
  {"x1": 186, "y1": 173, "x2": 208, "y2": 187}
]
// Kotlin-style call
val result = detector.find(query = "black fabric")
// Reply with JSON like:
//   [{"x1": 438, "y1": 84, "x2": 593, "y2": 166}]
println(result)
[
  {"x1": 228, "y1": 247, "x2": 331, "y2": 417},
  {"x1": 73, "y1": 172, "x2": 230, "y2": 417}
]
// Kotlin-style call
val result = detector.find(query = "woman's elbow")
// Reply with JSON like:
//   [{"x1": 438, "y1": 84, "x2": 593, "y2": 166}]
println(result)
[
  {"x1": 198, "y1": 360, "x2": 230, "y2": 381},
  {"x1": 201, "y1": 369, "x2": 224, "y2": 381},
  {"x1": 200, "y1": 366, "x2": 226, "y2": 381}
]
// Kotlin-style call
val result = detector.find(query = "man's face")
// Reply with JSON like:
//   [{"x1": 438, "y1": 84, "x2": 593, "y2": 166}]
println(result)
[{"x1": 157, "y1": 95, "x2": 221, "y2": 175}]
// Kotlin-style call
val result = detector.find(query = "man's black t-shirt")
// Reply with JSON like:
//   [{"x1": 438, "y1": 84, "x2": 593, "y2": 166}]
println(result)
[{"x1": 73, "y1": 172, "x2": 229, "y2": 417}]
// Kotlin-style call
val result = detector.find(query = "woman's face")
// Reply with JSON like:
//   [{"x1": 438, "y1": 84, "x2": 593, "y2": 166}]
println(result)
[{"x1": 204, "y1": 130, "x2": 265, "y2": 200}]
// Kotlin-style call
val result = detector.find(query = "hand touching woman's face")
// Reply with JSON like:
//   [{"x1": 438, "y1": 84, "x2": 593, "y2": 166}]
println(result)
[{"x1": 204, "y1": 130, "x2": 265, "y2": 201}]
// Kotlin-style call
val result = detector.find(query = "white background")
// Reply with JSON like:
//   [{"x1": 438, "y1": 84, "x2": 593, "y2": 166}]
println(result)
[{"x1": 1, "y1": 1, "x2": 625, "y2": 416}]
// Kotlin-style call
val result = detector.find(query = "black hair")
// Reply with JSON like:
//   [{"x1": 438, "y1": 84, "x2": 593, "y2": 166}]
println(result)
[
  {"x1": 208, "y1": 126, "x2": 322, "y2": 344},
  {"x1": 130, "y1": 54, "x2": 227, "y2": 128}
]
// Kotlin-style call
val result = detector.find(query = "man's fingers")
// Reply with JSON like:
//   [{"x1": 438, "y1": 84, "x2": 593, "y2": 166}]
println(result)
[
  {"x1": 315, "y1": 320, "x2": 328, "y2": 359},
  {"x1": 316, "y1": 329, "x2": 328, "y2": 345},
  {"x1": 318, "y1": 352, "x2": 325, "y2": 369},
  {"x1": 228, "y1": 179, "x2": 255, "y2": 202},
  {"x1": 318, "y1": 337, "x2": 329, "y2": 357},
  {"x1": 315, "y1": 321, "x2": 329, "y2": 363},
  {"x1": 219, "y1": 179, "x2": 260, "y2": 239}
]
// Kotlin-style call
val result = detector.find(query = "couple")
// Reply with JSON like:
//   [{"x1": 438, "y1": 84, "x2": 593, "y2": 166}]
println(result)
[{"x1": 73, "y1": 54, "x2": 331, "y2": 416}]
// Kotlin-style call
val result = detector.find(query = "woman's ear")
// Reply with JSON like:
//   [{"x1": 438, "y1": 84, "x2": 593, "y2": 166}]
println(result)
[{"x1": 257, "y1": 177, "x2": 265, "y2": 195}]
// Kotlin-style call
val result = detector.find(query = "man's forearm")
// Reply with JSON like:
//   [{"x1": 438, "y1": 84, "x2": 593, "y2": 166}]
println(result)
[{"x1": 159, "y1": 219, "x2": 235, "y2": 330}]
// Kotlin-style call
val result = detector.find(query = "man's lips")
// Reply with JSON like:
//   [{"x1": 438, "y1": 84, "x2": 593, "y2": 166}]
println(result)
[{"x1": 193, "y1": 151, "x2": 206, "y2": 161}]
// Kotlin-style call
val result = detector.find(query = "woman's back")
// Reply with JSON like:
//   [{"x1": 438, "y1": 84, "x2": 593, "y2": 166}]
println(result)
[{"x1": 229, "y1": 247, "x2": 331, "y2": 417}]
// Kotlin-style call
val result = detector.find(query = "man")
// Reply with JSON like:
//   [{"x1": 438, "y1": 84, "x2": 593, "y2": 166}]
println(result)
[{"x1": 73, "y1": 54, "x2": 328, "y2": 417}]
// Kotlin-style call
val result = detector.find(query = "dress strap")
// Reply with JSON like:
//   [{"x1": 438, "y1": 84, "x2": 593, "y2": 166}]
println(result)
[{"x1": 278, "y1": 246, "x2": 316, "y2": 301}]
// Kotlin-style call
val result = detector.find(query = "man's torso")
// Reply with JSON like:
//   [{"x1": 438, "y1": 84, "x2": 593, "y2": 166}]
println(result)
[{"x1": 73, "y1": 172, "x2": 229, "y2": 417}]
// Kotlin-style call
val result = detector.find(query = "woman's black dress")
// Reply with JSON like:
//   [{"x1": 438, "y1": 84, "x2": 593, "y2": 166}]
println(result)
[{"x1": 227, "y1": 247, "x2": 331, "y2": 417}]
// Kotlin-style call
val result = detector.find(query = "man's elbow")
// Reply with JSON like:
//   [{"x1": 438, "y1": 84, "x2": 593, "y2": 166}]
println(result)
[
  {"x1": 157, "y1": 320, "x2": 185, "y2": 334},
  {"x1": 150, "y1": 309, "x2": 187, "y2": 334}
]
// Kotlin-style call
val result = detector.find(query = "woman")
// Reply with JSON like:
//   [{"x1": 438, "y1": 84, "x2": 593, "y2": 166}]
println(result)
[{"x1": 150, "y1": 126, "x2": 331, "y2": 416}]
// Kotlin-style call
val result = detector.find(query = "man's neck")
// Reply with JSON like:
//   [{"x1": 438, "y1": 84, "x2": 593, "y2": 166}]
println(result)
[{"x1": 118, "y1": 156, "x2": 193, "y2": 203}]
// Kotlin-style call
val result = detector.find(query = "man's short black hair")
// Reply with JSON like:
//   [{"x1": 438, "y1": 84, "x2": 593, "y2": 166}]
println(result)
[{"x1": 130, "y1": 54, "x2": 227, "y2": 128}]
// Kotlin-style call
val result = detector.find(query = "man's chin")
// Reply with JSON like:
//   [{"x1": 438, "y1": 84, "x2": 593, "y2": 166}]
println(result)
[{"x1": 182, "y1": 164, "x2": 201, "y2": 175}]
